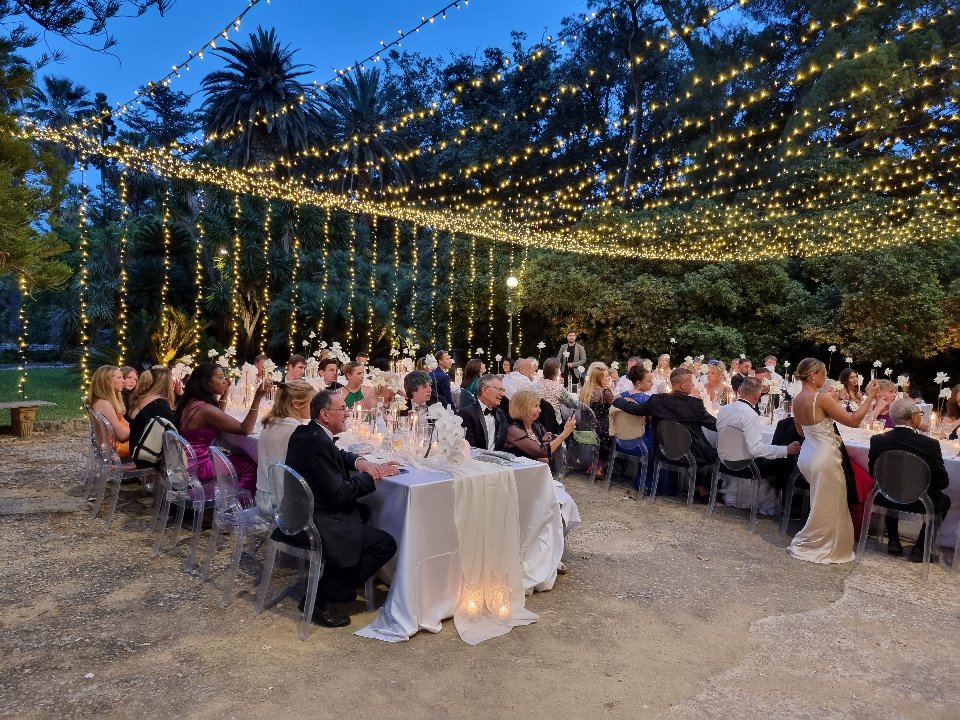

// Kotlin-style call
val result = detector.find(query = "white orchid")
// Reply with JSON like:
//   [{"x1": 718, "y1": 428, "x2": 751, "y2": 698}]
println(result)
[
  {"x1": 424, "y1": 354, "x2": 438, "y2": 371},
  {"x1": 563, "y1": 351, "x2": 570, "y2": 359},
  {"x1": 389, "y1": 394, "x2": 408, "y2": 413},
  {"x1": 495, "y1": 354, "x2": 503, "y2": 362},
  {"x1": 896, "y1": 375, "x2": 908, "y2": 387},
  {"x1": 331, "y1": 341, "x2": 341, "y2": 349},
  {"x1": 934, "y1": 372, "x2": 950, "y2": 385},
  {"x1": 611, "y1": 361, "x2": 620, "y2": 370},
  {"x1": 872, "y1": 360, "x2": 882, "y2": 368},
  {"x1": 940, "y1": 388, "x2": 951, "y2": 399},
  {"x1": 670, "y1": 337, "x2": 676, "y2": 344},
  {"x1": 207, "y1": 349, "x2": 218, "y2": 358},
  {"x1": 302, "y1": 340, "x2": 309, "y2": 348},
  {"x1": 740, "y1": 353, "x2": 746, "y2": 360},
  {"x1": 845, "y1": 357, "x2": 853, "y2": 364},
  {"x1": 884, "y1": 368, "x2": 892, "y2": 377},
  {"x1": 475, "y1": 348, "x2": 484, "y2": 355},
  {"x1": 320, "y1": 341, "x2": 328, "y2": 349},
  {"x1": 828, "y1": 345, "x2": 837, "y2": 353},
  {"x1": 270, "y1": 369, "x2": 283, "y2": 382},
  {"x1": 827, "y1": 379, "x2": 843, "y2": 391},
  {"x1": 413, "y1": 344, "x2": 420, "y2": 351},
  {"x1": 225, "y1": 346, "x2": 237, "y2": 357},
  {"x1": 389, "y1": 348, "x2": 400, "y2": 357},
  {"x1": 783, "y1": 360, "x2": 791, "y2": 368},
  {"x1": 263, "y1": 359, "x2": 276, "y2": 372},
  {"x1": 313, "y1": 350, "x2": 321, "y2": 358},
  {"x1": 309, "y1": 330, "x2": 316, "y2": 339},
  {"x1": 216, "y1": 355, "x2": 230, "y2": 368},
  {"x1": 179, "y1": 354, "x2": 194, "y2": 365},
  {"x1": 402, "y1": 347, "x2": 410, "y2": 356},
  {"x1": 536, "y1": 341, "x2": 546, "y2": 350}
]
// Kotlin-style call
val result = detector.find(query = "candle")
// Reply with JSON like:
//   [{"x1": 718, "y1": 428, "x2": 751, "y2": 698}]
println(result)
[{"x1": 461, "y1": 583, "x2": 484, "y2": 622}]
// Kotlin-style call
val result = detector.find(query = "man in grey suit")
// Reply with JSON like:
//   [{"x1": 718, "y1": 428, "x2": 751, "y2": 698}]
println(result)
[{"x1": 557, "y1": 332, "x2": 586, "y2": 392}]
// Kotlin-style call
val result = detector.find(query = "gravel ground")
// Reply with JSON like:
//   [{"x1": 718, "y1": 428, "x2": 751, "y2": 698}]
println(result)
[{"x1": 1, "y1": 430, "x2": 958, "y2": 719}]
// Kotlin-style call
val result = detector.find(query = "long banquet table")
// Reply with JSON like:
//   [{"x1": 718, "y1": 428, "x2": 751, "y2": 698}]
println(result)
[{"x1": 220, "y1": 425, "x2": 565, "y2": 642}]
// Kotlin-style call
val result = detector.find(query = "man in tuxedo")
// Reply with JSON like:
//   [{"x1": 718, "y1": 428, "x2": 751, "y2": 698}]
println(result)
[
  {"x1": 283, "y1": 390, "x2": 399, "y2": 627},
  {"x1": 868, "y1": 398, "x2": 951, "y2": 559},
  {"x1": 399, "y1": 370, "x2": 435, "y2": 417},
  {"x1": 557, "y1": 332, "x2": 586, "y2": 391},
  {"x1": 457, "y1": 374, "x2": 508, "y2": 451},
  {"x1": 429, "y1": 351, "x2": 454, "y2": 407},
  {"x1": 612, "y1": 367, "x2": 719, "y2": 500},
  {"x1": 730, "y1": 357, "x2": 752, "y2": 393},
  {"x1": 286, "y1": 354, "x2": 307, "y2": 382},
  {"x1": 319, "y1": 358, "x2": 342, "y2": 391}
]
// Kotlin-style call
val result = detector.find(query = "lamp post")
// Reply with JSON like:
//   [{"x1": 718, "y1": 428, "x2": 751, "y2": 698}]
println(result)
[{"x1": 506, "y1": 275, "x2": 519, "y2": 358}]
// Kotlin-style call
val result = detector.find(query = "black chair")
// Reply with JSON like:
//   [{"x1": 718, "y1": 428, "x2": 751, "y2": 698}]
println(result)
[
  {"x1": 706, "y1": 457, "x2": 765, "y2": 533},
  {"x1": 778, "y1": 467, "x2": 810, "y2": 540},
  {"x1": 856, "y1": 450, "x2": 938, "y2": 579},
  {"x1": 650, "y1": 420, "x2": 697, "y2": 508}
]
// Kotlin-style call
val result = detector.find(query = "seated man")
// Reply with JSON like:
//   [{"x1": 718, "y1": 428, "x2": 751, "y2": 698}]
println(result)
[
  {"x1": 715, "y1": 377, "x2": 800, "y2": 514},
  {"x1": 319, "y1": 358, "x2": 342, "y2": 391},
  {"x1": 286, "y1": 354, "x2": 307, "y2": 382},
  {"x1": 398, "y1": 370, "x2": 436, "y2": 417},
  {"x1": 457, "y1": 373, "x2": 508, "y2": 451},
  {"x1": 613, "y1": 356, "x2": 642, "y2": 396},
  {"x1": 283, "y1": 390, "x2": 399, "y2": 627},
  {"x1": 730, "y1": 357, "x2": 752, "y2": 393},
  {"x1": 502, "y1": 357, "x2": 537, "y2": 399},
  {"x1": 429, "y1": 351, "x2": 454, "y2": 407},
  {"x1": 867, "y1": 398, "x2": 951, "y2": 559},
  {"x1": 612, "y1": 367, "x2": 719, "y2": 501}
]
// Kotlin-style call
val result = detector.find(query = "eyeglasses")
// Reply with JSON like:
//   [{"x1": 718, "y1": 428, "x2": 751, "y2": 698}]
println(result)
[
  {"x1": 326, "y1": 405, "x2": 349, "y2": 413},
  {"x1": 485, "y1": 385, "x2": 505, "y2": 394},
  {"x1": 911, "y1": 411, "x2": 924, "y2": 417}
]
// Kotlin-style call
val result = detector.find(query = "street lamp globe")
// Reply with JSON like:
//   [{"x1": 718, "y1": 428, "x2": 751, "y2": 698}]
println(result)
[{"x1": 506, "y1": 275, "x2": 519, "y2": 289}]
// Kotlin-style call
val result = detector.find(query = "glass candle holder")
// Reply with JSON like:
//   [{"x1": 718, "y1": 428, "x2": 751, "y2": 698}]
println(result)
[{"x1": 460, "y1": 583, "x2": 484, "y2": 622}]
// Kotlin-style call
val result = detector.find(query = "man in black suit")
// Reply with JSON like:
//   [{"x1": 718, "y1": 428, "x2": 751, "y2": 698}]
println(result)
[
  {"x1": 868, "y1": 398, "x2": 951, "y2": 559},
  {"x1": 612, "y1": 367, "x2": 718, "y2": 500},
  {"x1": 430, "y1": 351, "x2": 455, "y2": 408},
  {"x1": 730, "y1": 357, "x2": 752, "y2": 393},
  {"x1": 457, "y1": 374, "x2": 508, "y2": 451},
  {"x1": 283, "y1": 390, "x2": 399, "y2": 627}
]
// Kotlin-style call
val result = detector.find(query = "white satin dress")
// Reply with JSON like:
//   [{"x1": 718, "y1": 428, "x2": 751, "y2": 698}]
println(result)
[{"x1": 788, "y1": 393, "x2": 855, "y2": 564}]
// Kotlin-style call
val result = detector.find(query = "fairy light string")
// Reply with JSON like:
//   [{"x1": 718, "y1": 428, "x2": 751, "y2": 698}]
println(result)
[
  {"x1": 78, "y1": 164, "x2": 91, "y2": 392},
  {"x1": 229, "y1": 194, "x2": 242, "y2": 348},
  {"x1": 116, "y1": 172, "x2": 130, "y2": 364},
  {"x1": 16, "y1": 274, "x2": 29, "y2": 399},
  {"x1": 288, "y1": 205, "x2": 302, "y2": 352},
  {"x1": 193, "y1": 194, "x2": 206, "y2": 354},
  {"x1": 260, "y1": 200, "x2": 272, "y2": 353}
]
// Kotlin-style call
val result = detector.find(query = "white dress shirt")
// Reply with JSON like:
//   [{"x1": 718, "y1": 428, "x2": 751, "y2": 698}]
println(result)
[
  {"x1": 479, "y1": 401, "x2": 497, "y2": 450},
  {"x1": 501, "y1": 371, "x2": 536, "y2": 399},
  {"x1": 715, "y1": 400, "x2": 787, "y2": 515},
  {"x1": 613, "y1": 375, "x2": 634, "y2": 396}
]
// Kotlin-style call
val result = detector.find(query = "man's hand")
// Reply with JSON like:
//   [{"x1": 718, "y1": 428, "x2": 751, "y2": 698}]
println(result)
[
  {"x1": 356, "y1": 458, "x2": 401, "y2": 480},
  {"x1": 787, "y1": 441, "x2": 801, "y2": 455}
]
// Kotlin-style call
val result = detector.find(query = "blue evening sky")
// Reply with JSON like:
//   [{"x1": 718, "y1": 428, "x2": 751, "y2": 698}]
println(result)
[{"x1": 25, "y1": 0, "x2": 593, "y2": 112}]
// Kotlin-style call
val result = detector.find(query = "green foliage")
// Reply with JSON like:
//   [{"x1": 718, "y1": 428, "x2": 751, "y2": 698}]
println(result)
[{"x1": 0, "y1": 367, "x2": 84, "y2": 421}]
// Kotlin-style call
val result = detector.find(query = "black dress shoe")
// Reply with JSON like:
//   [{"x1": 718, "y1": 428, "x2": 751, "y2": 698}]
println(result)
[
  {"x1": 909, "y1": 545, "x2": 938, "y2": 563},
  {"x1": 887, "y1": 538, "x2": 903, "y2": 556},
  {"x1": 297, "y1": 598, "x2": 351, "y2": 627}
]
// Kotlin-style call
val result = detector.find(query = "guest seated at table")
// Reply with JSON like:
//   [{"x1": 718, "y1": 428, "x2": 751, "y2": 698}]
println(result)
[
  {"x1": 503, "y1": 357, "x2": 537, "y2": 399},
  {"x1": 868, "y1": 398, "x2": 951, "y2": 559},
  {"x1": 731, "y1": 358, "x2": 753, "y2": 393},
  {"x1": 285, "y1": 354, "x2": 307, "y2": 382},
  {"x1": 729, "y1": 358, "x2": 741, "y2": 380},
  {"x1": 398, "y1": 371, "x2": 436, "y2": 418},
  {"x1": 864, "y1": 379, "x2": 897, "y2": 428},
  {"x1": 256, "y1": 380, "x2": 314, "y2": 518},
  {"x1": 837, "y1": 368, "x2": 864, "y2": 410},
  {"x1": 535, "y1": 358, "x2": 582, "y2": 425},
  {"x1": 175, "y1": 362, "x2": 265, "y2": 496},
  {"x1": 939, "y1": 384, "x2": 960, "y2": 440},
  {"x1": 88, "y1": 365, "x2": 132, "y2": 460},
  {"x1": 500, "y1": 357, "x2": 513, "y2": 376},
  {"x1": 430, "y1": 351, "x2": 454, "y2": 407},
  {"x1": 612, "y1": 367, "x2": 719, "y2": 501},
  {"x1": 458, "y1": 358, "x2": 485, "y2": 410},
  {"x1": 283, "y1": 390, "x2": 399, "y2": 627},
  {"x1": 580, "y1": 363, "x2": 615, "y2": 476},
  {"x1": 458, "y1": 374, "x2": 508, "y2": 451},
  {"x1": 340, "y1": 361, "x2": 368, "y2": 410},
  {"x1": 319, "y1": 358, "x2": 342, "y2": 391},
  {"x1": 701, "y1": 361, "x2": 728, "y2": 407},
  {"x1": 620, "y1": 364, "x2": 655, "y2": 449},
  {"x1": 716, "y1": 378, "x2": 801, "y2": 514},
  {"x1": 652, "y1": 354, "x2": 672, "y2": 390},
  {"x1": 505, "y1": 390, "x2": 577, "y2": 461},
  {"x1": 613, "y1": 357, "x2": 642, "y2": 396},
  {"x1": 120, "y1": 366, "x2": 138, "y2": 415},
  {"x1": 127, "y1": 365, "x2": 177, "y2": 469}
]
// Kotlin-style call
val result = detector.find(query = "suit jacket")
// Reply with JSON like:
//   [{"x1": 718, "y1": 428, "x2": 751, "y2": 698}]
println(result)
[
  {"x1": 457, "y1": 400, "x2": 508, "y2": 451},
  {"x1": 730, "y1": 372, "x2": 750, "y2": 393},
  {"x1": 612, "y1": 393, "x2": 718, "y2": 465},
  {"x1": 868, "y1": 426, "x2": 949, "y2": 504},
  {"x1": 283, "y1": 422, "x2": 375, "y2": 567},
  {"x1": 557, "y1": 343, "x2": 586, "y2": 375},
  {"x1": 430, "y1": 367, "x2": 454, "y2": 408}
]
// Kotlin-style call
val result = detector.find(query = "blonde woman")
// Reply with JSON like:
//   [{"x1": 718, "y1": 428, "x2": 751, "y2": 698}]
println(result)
[
  {"x1": 256, "y1": 380, "x2": 315, "y2": 517},
  {"x1": 87, "y1": 365, "x2": 131, "y2": 459},
  {"x1": 580, "y1": 363, "x2": 615, "y2": 475},
  {"x1": 652, "y1": 353, "x2": 672, "y2": 389},
  {"x1": 788, "y1": 358, "x2": 878, "y2": 564},
  {"x1": 127, "y1": 366, "x2": 177, "y2": 469},
  {"x1": 701, "y1": 361, "x2": 729, "y2": 406}
]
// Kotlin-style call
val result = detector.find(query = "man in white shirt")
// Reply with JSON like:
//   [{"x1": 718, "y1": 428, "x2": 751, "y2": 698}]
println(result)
[
  {"x1": 763, "y1": 355, "x2": 785, "y2": 385},
  {"x1": 502, "y1": 357, "x2": 537, "y2": 399},
  {"x1": 614, "y1": 356, "x2": 642, "y2": 396},
  {"x1": 716, "y1": 377, "x2": 800, "y2": 514}
]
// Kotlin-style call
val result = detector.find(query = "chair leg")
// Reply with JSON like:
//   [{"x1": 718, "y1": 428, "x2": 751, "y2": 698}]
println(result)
[
  {"x1": 685, "y1": 468, "x2": 696, "y2": 510},
  {"x1": 300, "y1": 558, "x2": 322, "y2": 641},
  {"x1": 200, "y1": 522, "x2": 222, "y2": 582},
  {"x1": 747, "y1": 478, "x2": 760, "y2": 534},
  {"x1": 705, "y1": 464, "x2": 721, "y2": 519},
  {"x1": 364, "y1": 577, "x2": 376, "y2": 612},
  {"x1": 89, "y1": 464, "x2": 109, "y2": 519},
  {"x1": 185, "y1": 499, "x2": 205, "y2": 573},
  {"x1": 152, "y1": 495, "x2": 171, "y2": 556},
  {"x1": 169, "y1": 501, "x2": 186, "y2": 552},
  {"x1": 649, "y1": 461, "x2": 663, "y2": 505},
  {"x1": 222, "y1": 527, "x2": 246, "y2": 607},
  {"x1": 779, "y1": 481, "x2": 795, "y2": 540},
  {"x1": 255, "y1": 541, "x2": 278, "y2": 615},
  {"x1": 149, "y1": 479, "x2": 166, "y2": 532},
  {"x1": 921, "y1": 516, "x2": 932, "y2": 581},
  {"x1": 856, "y1": 502, "x2": 873, "y2": 563},
  {"x1": 105, "y1": 469, "x2": 122, "y2": 529},
  {"x1": 603, "y1": 453, "x2": 616, "y2": 492}
]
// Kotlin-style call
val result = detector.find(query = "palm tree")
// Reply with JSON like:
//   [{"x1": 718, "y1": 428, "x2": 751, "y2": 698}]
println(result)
[
  {"x1": 24, "y1": 75, "x2": 95, "y2": 166},
  {"x1": 315, "y1": 66, "x2": 415, "y2": 193},
  {"x1": 200, "y1": 27, "x2": 318, "y2": 170}
]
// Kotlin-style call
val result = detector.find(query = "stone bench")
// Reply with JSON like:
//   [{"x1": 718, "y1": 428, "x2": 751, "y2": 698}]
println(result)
[{"x1": 0, "y1": 401, "x2": 57, "y2": 437}]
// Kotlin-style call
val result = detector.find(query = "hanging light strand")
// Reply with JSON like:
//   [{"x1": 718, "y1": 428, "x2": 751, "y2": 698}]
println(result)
[
  {"x1": 16, "y1": 274, "x2": 29, "y2": 399},
  {"x1": 368, "y1": 214, "x2": 378, "y2": 355},
  {"x1": 288, "y1": 205, "x2": 302, "y2": 352},
  {"x1": 430, "y1": 226, "x2": 439, "y2": 347},
  {"x1": 78, "y1": 164, "x2": 91, "y2": 392},
  {"x1": 260, "y1": 201, "x2": 272, "y2": 353},
  {"x1": 467, "y1": 233, "x2": 476, "y2": 349},
  {"x1": 446, "y1": 232, "x2": 455, "y2": 352},
  {"x1": 320, "y1": 208, "x2": 331, "y2": 334},
  {"x1": 116, "y1": 172, "x2": 130, "y2": 364},
  {"x1": 390, "y1": 218, "x2": 400, "y2": 339},
  {"x1": 229, "y1": 194, "x2": 242, "y2": 348},
  {"x1": 160, "y1": 184, "x2": 173, "y2": 330},
  {"x1": 193, "y1": 193, "x2": 206, "y2": 354}
]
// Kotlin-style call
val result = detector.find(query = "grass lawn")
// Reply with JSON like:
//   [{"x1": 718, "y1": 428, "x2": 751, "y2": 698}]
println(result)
[{"x1": 0, "y1": 367, "x2": 85, "y2": 422}]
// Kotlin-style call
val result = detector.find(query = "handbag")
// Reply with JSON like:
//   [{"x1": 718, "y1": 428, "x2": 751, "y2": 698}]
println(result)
[
  {"x1": 572, "y1": 429, "x2": 599, "y2": 446},
  {"x1": 132, "y1": 415, "x2": 176, "y2": 466}
]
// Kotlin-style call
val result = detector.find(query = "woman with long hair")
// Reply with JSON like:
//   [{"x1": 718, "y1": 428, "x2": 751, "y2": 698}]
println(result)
[
  {"x1": 256, "y1": 380, "x2": 314, "y2": 517},
  {"x1": 836, "y1": 367, "x2": 864, "y2": 410},
  {"x1": 788, "y1": 358, "x2": 878, "y2": 564},
  {"x1": 127, "y1": 366, "x2": 177, "y2": 469},
  {"x1": 580, "y1": 362, "x2": 615, "y2": 475},
  {"x1": 458, "y1": 358, "x2": 485, "y2": 409},
  {"x1": 175, "y1": 362, "x2": 266, "y2": 496},
  {"x1": 940, "y1": 384, "x2": 960, "y2": 440},
  {"x1": 652, "y1": 353, "x2": 672, "y2": 392},
  {"x1": 87, "y1": 365, "x2": 131, "y2": 459},
  {"x1": 536, "y1": 357, "x2": 581, "y2": 425},
  {"x1": 120, "y1": 366, "x2": 138, "y2": 414}
]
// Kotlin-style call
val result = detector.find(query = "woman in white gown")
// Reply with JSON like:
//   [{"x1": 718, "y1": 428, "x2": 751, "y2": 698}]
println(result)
[{"x1": 789, "y1": 359, "x2": 878, "y2": 564}]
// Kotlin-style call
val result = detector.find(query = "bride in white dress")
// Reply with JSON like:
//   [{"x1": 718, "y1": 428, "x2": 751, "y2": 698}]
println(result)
[{"x1": 789, "y1": 358, "x2": 878, "y2": 564}]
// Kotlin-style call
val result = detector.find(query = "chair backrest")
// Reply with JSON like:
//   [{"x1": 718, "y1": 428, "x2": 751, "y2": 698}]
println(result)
[
  {"x1": 576, "y1": 403, "x2": 597, "y2": 431},
  {"x1": 873, "y1": 450, "x2": 931, "y2": 505},
  {"x1": 89, "y1": 408, "x2": 119, "y2": 462},
  {"x1": 656, "y1": 420, "x2": 693, "y2": 461},
  {"x1": 209, "y1": 446, "x2": 242, "y2": 514},
  {"x1": 609, "y1": 406, "x2": 646, "y2": 441},
  {"x1": 161, "y1": 429, "x2": 200, "y2": 493},
  {"x1": 268, "y1": 463, "x2": 319, "y2": 545}
]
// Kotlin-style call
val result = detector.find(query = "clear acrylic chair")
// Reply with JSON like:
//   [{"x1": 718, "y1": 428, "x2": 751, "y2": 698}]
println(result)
[
  {"x1": 87, "y1": 408, "x2": 156, "y2": 529},
  {"x1": 605, "y1": 406, "x2": 649, "y2": 498},
  {"x1": 255, "y1": 463, "x2": 325, "y2": 641},
  {"x1": 560, "y1": 403, "x2": 601, "y2": 483},
  {"x1": 706, "y1": 457, "x2": 763, "y2": 533},
  {"x1": 200, "y1": 446, "x2": 272, "y2": 606},
  {"x1": 650, "y1": 420, "x2": 698, "y2": 507},
  {"x1": 778, "y1": 467, "x2": 809, "y2": 540},
  {"x1": 857, "y1": 450, "x2": 939, "y2": 579},
  {"x1": 81, "y1": 403, "x2": 101, "y2": 499},
  {"x1": 154, "y1": 430, "x2": 211, "y2": 572}
]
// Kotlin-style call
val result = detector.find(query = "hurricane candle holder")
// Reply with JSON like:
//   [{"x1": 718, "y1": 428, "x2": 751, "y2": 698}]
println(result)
[
  {"x1": 461, "y1": 583, "x2": 484, "y2": 622},
  {"x1": 488, "y1": 569, "x2": 511, "y2": 623}
]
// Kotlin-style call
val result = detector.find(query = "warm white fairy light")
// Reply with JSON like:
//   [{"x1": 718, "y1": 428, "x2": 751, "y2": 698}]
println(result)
[
  {"x1": 486, "y1": 241, "x2": 494, "y2": 358},
  {"x1": 288, "y1": 205, "x2": 302, "y2": 352},
  {"x1": 390, "y1": 218, "x2": 400, "y2": 340},
  {"x1": 409, "y1": 223, "x2": 419, "y2": 326},
  {"x1": 347, "y1": 216, "x2": 357, "y2": 346},
  {"x1": 467, "y1": 233, "x2": 476, "y2": 349},
  {"x1": 78, "y1": 164, "x2": 91, "y2": 393},
  {"x1": 319, "y1": 208, "x2": 331, "y2": 334},
  {"x1": 160, "y1": 184, "x2": 173, "y2": 330},
  {"x1": 193, "y1": 194, "x2": 206, "y2": 354},
  {"x1": 446, "y1": 232, "x2": 455, "y2": 351},
  {"x1": 16, "y1": 274, "x2": 29, "y2": 399},
  {"x1": 116, "y1": 173, "x2": 130, "y2": 364},
  {"x1": 367, "y1": 214, "x2": 378, "y2": 355},
  {"x1": 229, "y1": 194, "x2": 242, "y2": 348},
  {"x1": 429, "y1": 226, "x2": 439, "y2": 347},
  {"x1": 261, "y1": 200, "x2": 272, "y2": 353}
]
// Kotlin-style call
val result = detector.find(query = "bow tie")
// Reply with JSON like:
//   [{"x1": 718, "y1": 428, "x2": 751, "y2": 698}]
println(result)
[{"x1": 483, "y1": 407, "x2": 497, "y2": 416}]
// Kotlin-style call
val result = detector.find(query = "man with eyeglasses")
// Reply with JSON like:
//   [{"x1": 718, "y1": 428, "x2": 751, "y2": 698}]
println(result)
[
  {"x1": 457, "y1": 374, "x2": 509, "y2": 451},
  {"x1": 867, "y1": 398, "x2": 950, "y2": 559},
  {"x1": 282, "y1": 390, "x2": 400, "y2": 627}
]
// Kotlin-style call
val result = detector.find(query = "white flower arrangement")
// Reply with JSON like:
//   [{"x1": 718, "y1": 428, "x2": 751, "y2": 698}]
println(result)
[
  {"x1": 309, "y1": 331, "x2": 316, "y2": 339},
  {"x1": 684, "y1": 356, "x2": 693, "y2": 364},
  {"x1": 828, "y1": 345, "x2": 837, "y2": 353},
  {"x1": 270, "y1": 369, "x2": 283, "y2": 383},
  {"x1": 427, "y1": 404, "x2": 468, "y2": 464},
  {"x1": 934, "y1": 372, "x2": 950, "y2": 385},
  {"x1": 896, "y1": 374, "x2": 908, "y2": 388},
  {"x1": 536, "y1": 341, "x2": 546, "y2": 350},
  {"x1": 611, "y1": 361, "x2": 620, "y2": 370},
  {"x1": 224, "y1": 346, "x2": 236, "y2": 358},
  {"x1": 475, "y1": 348, "x2": 484, "y2": 356},
  {"x1": 872, "y1": 360, "x2": 882, "y2": 368},
  {"x1": 563, "y1": 351, "x2": 570, "y2": 359},
  {"x1": 740, "y1": 353, "x2": 746, "y2": 360},
  {"x1": 216, "y1": 355, "x2": 230, "y2": 369},
  {"x1": 320, "y1": 341, "x2": 328, "y2": 349},
  {"x1": 827, "y1": 379, "x2": 843, "y2": 391},
  {"x1": 845, "y1": 357, "x2": 853, "y2": 364},
  {"x1": 207, "y1": 349, "x2": 218, "y2": 359},
  {"x1": 178, "y1": 354, "x2": 194, "y2": 365},
  {"x1": 884, "y1": 368, "x2": 892, "y2": 377},
  {"x1": 495, "y1": 354, "x2": 503, "y2": 362},
  {"x1": 783, "y1": 360, "x2": 791, "y2": 369},
  {"x1": 424, "y1": 354, "x2": 439, "y2": 371},
  {"x1": 312, "y1": 349, "x2": 322, "y2": 358},
  {"x1": 390, "y1": 394, "x2": 407, "y2": 413},
  {"x1": 171, "y1": 362, "x2": 192, "y2": 382},
  {"x1": 301, "y1": 340, "x2": 309, "y2": 348},
  {"x1": 940, "y1": 388, "x2": 951, "y2": 399},
  {"x1": 670, "y1": 337, "x2": 676, "y2": 344},
  {"x1": 263, "y1": 359, "x2": 276, "y2": 373}
]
